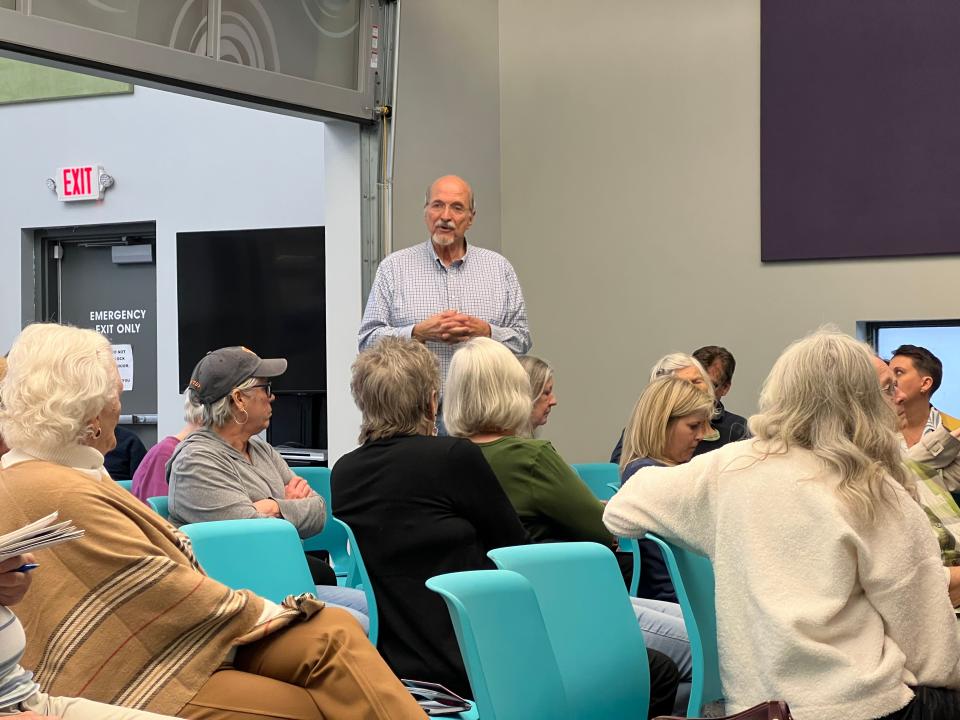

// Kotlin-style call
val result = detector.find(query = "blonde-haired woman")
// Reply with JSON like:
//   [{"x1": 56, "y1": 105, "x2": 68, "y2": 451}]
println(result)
[
  {"x1": 446, "y1": 337, "x2": 685, "y2": 717},
  {"x1": 518, "y1": 354, "x2": 557, "y2": 435},
  {"x1": 605, "y1": 329, "x2": 960, "y2": 720},
  {"x1": 619, "y1": 376, "x2": 716, "y2": 483},
  {"x1": 611, "y1": 352, "x2": 718, "y2": 464},
  {"x1": 616, "y1": 376, "x2": 715, "y2": 604},
  {"x1": 0, "y1": 323, "x2": 426, "y2": 720}
]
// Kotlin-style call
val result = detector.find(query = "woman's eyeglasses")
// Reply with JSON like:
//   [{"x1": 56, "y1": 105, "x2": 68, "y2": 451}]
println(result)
[{"x1": 244, "y1": 382, "x2": 272, "y2": 397}]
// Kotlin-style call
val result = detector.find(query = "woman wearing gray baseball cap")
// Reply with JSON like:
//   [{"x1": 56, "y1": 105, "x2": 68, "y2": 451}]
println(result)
[{"x1": 167, "y1": 346, "x2": 368, "y2": 623}]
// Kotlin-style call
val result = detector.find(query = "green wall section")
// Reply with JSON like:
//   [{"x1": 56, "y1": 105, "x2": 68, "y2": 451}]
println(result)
[{"x1": 0, "y1": 57, "x2": 132, "y2": 105}]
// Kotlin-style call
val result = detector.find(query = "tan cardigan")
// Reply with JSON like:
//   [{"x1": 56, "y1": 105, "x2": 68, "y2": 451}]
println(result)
[{"x1": 0, "y1": 455, "x2": 265, "y2": 715}]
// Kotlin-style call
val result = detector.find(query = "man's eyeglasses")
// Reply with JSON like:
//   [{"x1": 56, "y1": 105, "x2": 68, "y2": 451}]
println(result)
[
  {"x1": 244, "y1": 382, "x2": 272, "y2": 397},
  {"x1": 881, "y1": 381, "x2": 898, "y2": 398}
]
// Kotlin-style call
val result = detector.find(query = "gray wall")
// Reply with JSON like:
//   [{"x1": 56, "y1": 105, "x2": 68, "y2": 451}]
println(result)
[
  {"x1": 496, "y1": 0, "x2": 960, "y2": 462},
  {"x1": 0, "y1": 86, "x2": 363, "y2": 462},
  {"x1": 392, "y1": 0, "x2": 501, "y2": 251}
]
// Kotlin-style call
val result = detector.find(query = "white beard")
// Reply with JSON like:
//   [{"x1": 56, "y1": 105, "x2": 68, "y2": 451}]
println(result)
[{"x1": 431, "y1": 231, "x2": 457, "y2": 247}]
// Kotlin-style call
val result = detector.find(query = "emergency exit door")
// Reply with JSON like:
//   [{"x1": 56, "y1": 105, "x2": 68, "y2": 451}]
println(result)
[{"x1": 36, "y1": 223, "x2": 158, "y2": 446}]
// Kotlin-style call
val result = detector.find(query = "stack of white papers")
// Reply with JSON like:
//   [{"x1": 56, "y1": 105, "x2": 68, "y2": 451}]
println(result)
[{"x1": 0, "y1": 512, "x2": 84, "y2": 562}]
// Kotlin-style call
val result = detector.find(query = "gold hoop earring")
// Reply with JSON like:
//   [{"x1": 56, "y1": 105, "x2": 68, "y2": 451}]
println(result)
[{"x1": 234, "y1": 408, "x2": 249, "y2": 425}]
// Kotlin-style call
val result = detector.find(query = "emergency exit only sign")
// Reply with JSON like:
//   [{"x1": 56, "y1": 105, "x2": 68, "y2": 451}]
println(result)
[{"x1": 56, "y1": 165, "x2": 103, "y2": 201}]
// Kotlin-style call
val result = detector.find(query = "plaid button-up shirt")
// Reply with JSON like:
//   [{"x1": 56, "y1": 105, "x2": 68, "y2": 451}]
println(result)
[{"x1": 358, "y1": 240, "x2": 531, "y2": 390}]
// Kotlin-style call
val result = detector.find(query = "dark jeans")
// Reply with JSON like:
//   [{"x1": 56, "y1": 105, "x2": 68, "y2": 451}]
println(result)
[
  {"x1": 877, "y1": 687, "x2": 960, "y2": 719},
  {"x1": 647, "y1": 648, "x2": 681, "y2": 719}
]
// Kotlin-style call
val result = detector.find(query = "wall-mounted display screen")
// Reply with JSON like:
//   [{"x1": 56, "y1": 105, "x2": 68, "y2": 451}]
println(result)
[{"x1": 176, "y1": 226, "x2": 326, "y2": 395}]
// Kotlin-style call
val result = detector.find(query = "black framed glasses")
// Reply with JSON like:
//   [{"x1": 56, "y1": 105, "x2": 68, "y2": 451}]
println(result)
[{"x1": 244, "y1": 381, "x2": 272, "y2": 397}]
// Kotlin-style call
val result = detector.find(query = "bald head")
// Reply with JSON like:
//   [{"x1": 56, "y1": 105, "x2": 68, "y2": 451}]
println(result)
[
  {"x1": 425, "y1": 175, "x2": 475, "y2": 212},
  {"x1": 424, "y1": 175, "x2": 476, "y2": 248}
]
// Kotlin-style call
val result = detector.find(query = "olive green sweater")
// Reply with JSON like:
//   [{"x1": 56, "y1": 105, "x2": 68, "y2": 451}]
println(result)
[{"x1": 478, "y1": 436, "x2": 612, "y2": 544}]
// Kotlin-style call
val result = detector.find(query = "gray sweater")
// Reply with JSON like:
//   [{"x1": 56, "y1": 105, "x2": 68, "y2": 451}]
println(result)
[{"x1": 166, "y1": 428, "x2": 325, "y2": 538}]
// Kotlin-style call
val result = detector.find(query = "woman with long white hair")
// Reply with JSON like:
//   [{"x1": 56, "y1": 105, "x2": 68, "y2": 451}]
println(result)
[{"x1": 605, "y1": 329, "x2": 960, "y2": 720}]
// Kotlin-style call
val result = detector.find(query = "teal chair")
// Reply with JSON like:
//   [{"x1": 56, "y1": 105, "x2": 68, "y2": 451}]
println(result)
[
  {"x1": 488, "y1": 542, "x2": 650, "y2": 720},
  {"x1": 293, "y1": 467, "x2": 351, "y2": 583},
  {"x1": 646, "y1": 533, "x2": 722, "y2": 716},
  {"x1": 330, "y1": 517, "x2": 379, "y2": 646},
  {"x1": 146, "y1": 495, "x2": 169, "y2": 520},
  {"x1": 426, "y1": 570, "x2": 573, "y2": 720},
  {"x1": 571, "y1": 463, "x2": 619, "y2": 501},
  {"x1": 181, "y1": 518, "x2": 316, "y2": 603},
  {"x1": 115, "y1": 479, "x2": 133, "y2": 492},
  {"x1": 303, "y1": 516, "x2": 353, "y2": 584}
]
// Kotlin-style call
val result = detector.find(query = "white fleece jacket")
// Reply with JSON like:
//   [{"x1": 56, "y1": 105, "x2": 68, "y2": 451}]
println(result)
[{"x1": 603, "y1": 440, "x2": 960, "y2": 720}]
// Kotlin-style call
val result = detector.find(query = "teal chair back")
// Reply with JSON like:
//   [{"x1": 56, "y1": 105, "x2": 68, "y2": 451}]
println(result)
[
  {"x1": 646, "y1": 533, "x2": 722, "y2": 716},
  {"x1": 181, "y1": 518, "x2": 316, "y2": 603},
  {"x1": 292, "y1": 466, "x2": 331, "y2": 507},
  {"x1": 426, "y1": 570, "x2": 572, "y2": 720},
  {"x1": 146, "y1": 495, "x2": 169, "y2": 520},
  {"x1": 571, "y1": 463, "x2": 619, "y2": 501},
  {"x1": 294, "y1": 467, "x2": 351, "y2": 583},
  {"x1": 115, "y1": 479, "x2": 133, "y2": 492},
  {"x1": 488, "y1": 542, "x2": 650, "y2": 720},
  {"x1": 330, "y1": 517, "x2": 379, "y2": 646},
  {"x1": 302, "y1": 515, "x2": 352, "y2": 582}
]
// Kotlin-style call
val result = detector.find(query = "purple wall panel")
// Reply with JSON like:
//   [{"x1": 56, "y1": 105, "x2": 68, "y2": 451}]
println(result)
[{"x1": 761, "y1": 1, "x2": 960, "y2": 261}]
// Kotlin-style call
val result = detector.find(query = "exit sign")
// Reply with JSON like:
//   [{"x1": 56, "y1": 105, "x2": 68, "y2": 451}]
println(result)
[{"x1": 57, "y1": 165, "x2": 103, "y2": 202}]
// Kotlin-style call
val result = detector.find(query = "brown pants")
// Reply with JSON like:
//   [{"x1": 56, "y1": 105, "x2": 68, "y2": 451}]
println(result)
[{"x1": 181, "y1": 607, "x2": 426, "y2": 720}]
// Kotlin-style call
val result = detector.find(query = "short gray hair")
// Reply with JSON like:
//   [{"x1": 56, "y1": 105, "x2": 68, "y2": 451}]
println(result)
[
  {"x1": 445, "y1": 338, "x2": 531, "y2": 437},
  {"x1": 351, "y1": 337, "x2": 440, "y2": 443},
  {"x1": 196, "y1": 376, "x2": 259, "y2": 428},
  {"x1": 649, "y1": 352, "x2": 716, "y2": 404}
]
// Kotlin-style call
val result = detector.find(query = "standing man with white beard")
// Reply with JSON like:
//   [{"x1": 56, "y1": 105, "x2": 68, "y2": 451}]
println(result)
[{"x1": 359, "y1": 175, "x2": 531, "y2": 397}]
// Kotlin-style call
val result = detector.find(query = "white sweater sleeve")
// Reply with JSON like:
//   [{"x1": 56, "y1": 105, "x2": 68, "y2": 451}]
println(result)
[
  {"x1": 603, "y1": 451, "x2": 718, "y2": 556},
  {"x1": 855, "y1": 489, "x2": 960, "y2": 689}
]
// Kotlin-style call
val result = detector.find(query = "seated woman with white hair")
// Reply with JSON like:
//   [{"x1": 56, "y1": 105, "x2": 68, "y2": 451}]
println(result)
[
  {"x1": 609, "y1": 352, "x2": 717, "y2": 464},
  {"x1": 0, "y1": 323, "x2": 426, "y2": 720},
  {"x1": 605, "y1": 330, "x2": 960, "y2": 720},
  {"x1": 445, "y1": 337, "x2": 684, "y2": 718}
]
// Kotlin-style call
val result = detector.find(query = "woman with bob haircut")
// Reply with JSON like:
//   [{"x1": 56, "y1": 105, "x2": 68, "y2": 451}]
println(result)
[
  {"x1": 445, "y1": 337, "x2": 685, "y2": 717},
  {"x1": 0, "y1": 323, "x2": 426, "y2": 720},
  {"x1": 518, "y1": 354, "x2": 557, "y2": 436},
  {"x1": 331, "y1": 337, "x2": 529, "y2": 698},
  {"x1": 619, "y1": 375, "x2": 716, "y2": 483},
  {"x1": 605, "y1": 329, "x2": 960, "y2": 720},
  {"x1": 610, "y1": 352, "x2": 718, "y2": 464}
]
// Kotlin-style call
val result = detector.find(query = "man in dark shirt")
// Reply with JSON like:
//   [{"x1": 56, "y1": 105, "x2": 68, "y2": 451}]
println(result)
[{"x1": 691, "y1": 345, "x2": 749, "y2": 456}]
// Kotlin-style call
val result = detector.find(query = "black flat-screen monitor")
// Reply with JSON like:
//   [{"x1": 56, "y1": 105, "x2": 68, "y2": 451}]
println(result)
[{"x1": 176, "y1": 227, "x2": 326, "y2": 395}]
